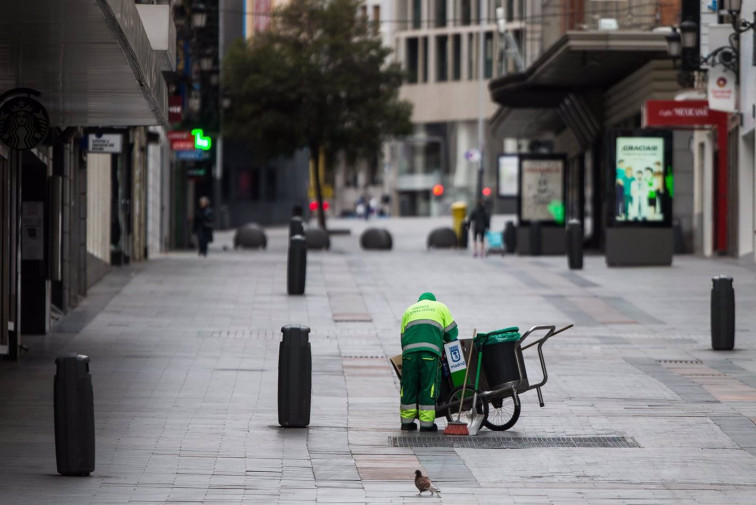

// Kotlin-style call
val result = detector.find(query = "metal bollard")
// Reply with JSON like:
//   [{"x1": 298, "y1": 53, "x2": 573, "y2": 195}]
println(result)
[
  {"x1": 504, "y1": 221, "x2": 516, "y2": 253},
  {"x1": 287, "y1": 235, "x2": 307, "y2": 295},
  {"x1": 711, "y1": 276, "x2": 735, "y2": 350},
  {"x1": 459, "y1": 220, "x2": 469, "y2": 249},
  {"x1": 289, "y1": 216, "x2": 304, "y2": 238},
  {"x1": 54, "y1": 354, "x2": 95, "y2": 476},
  {"x1": 278, "y1": 325, "x2": 312, "y2": 427},
  {"x1": 566, "y1": 219, "x2": 583, "y2": 270},
  {"x1": 529, "y1": 221, "x2": 542, "y2": 256}
]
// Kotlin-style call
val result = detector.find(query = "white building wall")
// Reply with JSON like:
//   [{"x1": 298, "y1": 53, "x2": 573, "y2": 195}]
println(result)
[
  {"x1": 86, "y1": 153, "x2": 111, "y2": 262},
  {"x1": 147, "y1": 126, "x2": 167, "y2": 257}
]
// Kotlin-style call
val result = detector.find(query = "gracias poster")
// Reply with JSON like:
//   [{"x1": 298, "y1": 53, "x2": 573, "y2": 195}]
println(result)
[{"x1": 611, "y1": 132, "x2": 673, "y2": 226}]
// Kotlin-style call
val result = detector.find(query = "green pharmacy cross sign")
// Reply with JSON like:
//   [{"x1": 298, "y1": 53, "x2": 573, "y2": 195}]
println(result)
[{"x1": 192, "y1": 129, "x2": 211, "y2": 150}]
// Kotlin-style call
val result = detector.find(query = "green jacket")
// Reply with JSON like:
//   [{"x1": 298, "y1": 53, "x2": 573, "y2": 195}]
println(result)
[{"x1": 400, "y1": 299, "x2": 458, "y2": 357}]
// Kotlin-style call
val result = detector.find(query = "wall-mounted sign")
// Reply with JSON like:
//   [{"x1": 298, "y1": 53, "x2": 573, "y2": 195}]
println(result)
[
  {"x1": 176, "y1": 150, "x2": 210, "y2": 161},
  {"x1": 0, "y1": 92, "x2": 50, "y2": 151},
  {"x1": 518, "y1": 155, "x2": 565, "y2": 224},
  {"x1": 707, "y1": 67, "x2": 737, "y2": 113},
  {"x1": 168, "y1": 96, "x2": 183, "y2": 123},
  {"x1": 497, "y1": 154, "x2": 518, "y2": 198},
  {"x1": 88, "y1": 133, "x2": 123, "y2": 153}
]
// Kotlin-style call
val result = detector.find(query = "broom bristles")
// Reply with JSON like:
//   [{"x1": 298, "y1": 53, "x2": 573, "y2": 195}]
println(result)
[{"x1": 443, "y1": 421, "x2": 469, "y2": 436}]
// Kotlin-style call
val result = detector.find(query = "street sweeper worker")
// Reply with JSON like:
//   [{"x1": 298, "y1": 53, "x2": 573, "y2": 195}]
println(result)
[{"x1": 399, "y1": 292, "x2": 458, "y2": 432}]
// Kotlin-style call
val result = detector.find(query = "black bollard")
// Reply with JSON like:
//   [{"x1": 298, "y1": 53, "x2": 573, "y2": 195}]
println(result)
[
  {"x1": 711, "y1": 276, "x2": 735, "y2": 350},
  {"x1": 529, "y1": 221, "x2": 542, "y2": 256},
  {"x1": 459, "y1": 220, "x2": 469, "y2": 249},
  {"x1": 504, "y1": 221, "x2": 516, "y2": 253},
  {"x1": 54, "y1": 354, "x2": 95, "y2": 476},
  {"x1": 566, "y1": 219, "x2": 583, "y2": 270},
  {"x1": 289, "y1": 216, "x2": 304, "y2": 238},
  {"x1": 278, "y1": 325, "x2": 312, "y2": 427},
  {"x1": 287, "y1": 235, "x2": 307, "y2": 295}
]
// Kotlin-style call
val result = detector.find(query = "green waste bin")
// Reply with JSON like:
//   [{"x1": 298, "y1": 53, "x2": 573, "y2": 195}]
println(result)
[{"x1": 476, "y1": 328, "x2": 526, "y2": 389}]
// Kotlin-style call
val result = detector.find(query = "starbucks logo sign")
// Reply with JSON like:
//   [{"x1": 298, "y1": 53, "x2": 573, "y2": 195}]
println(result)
[{"x1": 0, "y1": 93, "x2": 50, "y2": 151}]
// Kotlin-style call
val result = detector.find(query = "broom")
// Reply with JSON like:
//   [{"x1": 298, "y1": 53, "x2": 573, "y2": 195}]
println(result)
[{"x1": 443, "y1": 329, "x2": 477, "y2": 436}]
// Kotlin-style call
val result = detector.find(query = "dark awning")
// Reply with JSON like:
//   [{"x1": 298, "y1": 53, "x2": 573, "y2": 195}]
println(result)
[
  {"x1": 489, "y1": 31, "x2": 670, "y2": 139},
  {"x1": 0, "y1": 0, "x2": 167, "y2": 127}
]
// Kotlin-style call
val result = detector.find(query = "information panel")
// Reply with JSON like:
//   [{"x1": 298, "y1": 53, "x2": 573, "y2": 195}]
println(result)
[{"x1": 518, "y1": 155, "x2": 565, "y2": 224}]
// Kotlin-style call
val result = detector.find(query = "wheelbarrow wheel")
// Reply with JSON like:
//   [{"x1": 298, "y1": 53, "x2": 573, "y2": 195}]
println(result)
[
  {"x1": 443, "y1": 386, "x2": 488, "y2": 425},
  {"x1": 483, "y1": 395, "x2": 520, "y2": 431}
]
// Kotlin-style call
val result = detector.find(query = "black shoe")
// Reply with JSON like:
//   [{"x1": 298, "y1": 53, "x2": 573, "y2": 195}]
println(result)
[
  {"x1": 401, "y1": 422, "x2": 417, "y2": 431},
  {"x1": 420, "y1": 424, "x2": 438, "y2": 432}
]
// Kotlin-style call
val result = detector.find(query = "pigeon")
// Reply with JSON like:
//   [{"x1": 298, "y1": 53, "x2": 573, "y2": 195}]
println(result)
[{"x1": 414, "y1": 469, "x2": 441, "y2": 497}]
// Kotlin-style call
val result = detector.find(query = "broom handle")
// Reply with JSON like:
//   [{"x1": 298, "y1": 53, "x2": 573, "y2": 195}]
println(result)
[{"x1": 456, "y1": 329, "x2": 477, "y2": 421}]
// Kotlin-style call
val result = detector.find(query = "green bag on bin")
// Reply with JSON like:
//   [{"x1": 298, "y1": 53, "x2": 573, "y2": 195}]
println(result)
[{"x1": 475, "y1": 327, "x2": 521, "y2": 347}]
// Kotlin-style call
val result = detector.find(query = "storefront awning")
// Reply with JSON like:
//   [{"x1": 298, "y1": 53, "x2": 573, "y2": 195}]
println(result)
[
  {"x1": 489, "y1": 31, "x2": 670, "y2": 139},
  {"x1": 0, "y1": 0, "x2": 168, "y2": 127}
]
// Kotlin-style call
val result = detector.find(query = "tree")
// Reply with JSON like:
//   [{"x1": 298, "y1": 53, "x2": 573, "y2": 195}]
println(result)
[{"x1": 222, "y1": 0, "x2": 413, "y2": 229}]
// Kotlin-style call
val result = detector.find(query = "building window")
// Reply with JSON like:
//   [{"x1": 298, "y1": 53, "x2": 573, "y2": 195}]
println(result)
[
  {"x1": 421, "y1": 37, "x2": 428, "y2": 83},
  {"x1": 372, "y1": 5, "x2": 380, "y2": 35},
  {"x1": 435, "y1": 0, "x2": 446, "y2": 27},
  {"x1": 413, "y1": 0, "x2": 422, "y2": 29},
  {"x1": 461, "y1": 0, "x2": 471, "y2": 25},
  {"x1": 407, "y1": 38, "x2": 419, "y2": 83},
  {"x1": 468, "y1": 33, "x2": 474, "y2": 80},
  {"x1": 506, "y1": 0, "x2": 514, "y2": 21},
  {"x1": 436, "y1": 35, "x2": 448, "y2": 82},
  {"x1": 452, "y1": 34, "x2": 461, "y2": 80},
  {"x1": 484, "y1": 31, "x2": 493, "y2": 79}
]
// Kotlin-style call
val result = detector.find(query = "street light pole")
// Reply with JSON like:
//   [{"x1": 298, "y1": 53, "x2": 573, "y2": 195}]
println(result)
[{"x1": 477, "y1": 0, "x2": 485, "y2": 200}]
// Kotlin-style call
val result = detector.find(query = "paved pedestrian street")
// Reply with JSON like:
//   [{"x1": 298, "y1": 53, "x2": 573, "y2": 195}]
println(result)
[{"x1": 2, "y1": 217, "x2": 756, "y2": 504}]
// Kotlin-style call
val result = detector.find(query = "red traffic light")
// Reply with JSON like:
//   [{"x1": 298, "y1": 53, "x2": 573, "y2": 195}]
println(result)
[
  {"x1": 482, "y1": 187, "x2": 492, "y2": 197},
  {"x1": 309, "y1": 200, "x2": 331, "y2": 211},
  {"x1": 432, "y1": 184, "x2": 444, "y2": 196}
]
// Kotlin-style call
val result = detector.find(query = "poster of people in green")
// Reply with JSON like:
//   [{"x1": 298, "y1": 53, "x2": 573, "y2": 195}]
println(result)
[{"x1": 614, "y1": 137, "x2": 667, "y2": 222}]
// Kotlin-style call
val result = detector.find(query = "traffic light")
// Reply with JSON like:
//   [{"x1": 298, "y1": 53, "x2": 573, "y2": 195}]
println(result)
[{"x1": 432, "y1": 184, "x2": 444, "y2": 197}]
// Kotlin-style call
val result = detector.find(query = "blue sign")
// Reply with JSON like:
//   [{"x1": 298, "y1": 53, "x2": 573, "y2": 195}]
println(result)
[{"x1": 176, "y1": 150, "x2": 210, "y2": 161}]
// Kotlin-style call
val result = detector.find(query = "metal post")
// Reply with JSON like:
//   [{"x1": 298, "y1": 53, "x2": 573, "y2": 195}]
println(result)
[{"x1": 477, "y1": 0, "x2": 486, "y2": 199}]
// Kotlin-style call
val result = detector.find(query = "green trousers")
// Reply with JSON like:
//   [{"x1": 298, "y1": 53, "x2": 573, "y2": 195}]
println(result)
[{"x1": 400, "y1": 351, "x2": 441, "y2": 427}]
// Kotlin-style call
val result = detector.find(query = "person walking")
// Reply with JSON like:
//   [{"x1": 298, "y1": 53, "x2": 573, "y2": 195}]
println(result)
[
  {"x1": 193, "y1": 196, "x2": 214, "y2": 256},
  {"x1": 399, "y1": 292, "x2": 458, "y2": 432},
  {"x1": 468, "y1": 199, "x2": 490, "y2": 257}
]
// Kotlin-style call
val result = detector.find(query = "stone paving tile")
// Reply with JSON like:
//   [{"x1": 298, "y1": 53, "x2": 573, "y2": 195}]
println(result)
[{"x1": 2, "y1": 218, "x2": 756, "y2": 503}]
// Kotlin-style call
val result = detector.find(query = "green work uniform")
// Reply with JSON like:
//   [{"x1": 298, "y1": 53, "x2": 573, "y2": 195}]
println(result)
[{"x1": 399, "y1": 293, "x2": 458, "y2": 428}]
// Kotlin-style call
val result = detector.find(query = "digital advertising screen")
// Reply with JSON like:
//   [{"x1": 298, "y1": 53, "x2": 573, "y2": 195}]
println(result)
[
  {"x1": 609, "y1": 130, "x2": 673, "y2": 227},
  {"x1": 497, "y1": 154, "x2": 518, "y2": 198},
  {"x1": 518, "y1": 155, "x2": 566, "y2": 224}
]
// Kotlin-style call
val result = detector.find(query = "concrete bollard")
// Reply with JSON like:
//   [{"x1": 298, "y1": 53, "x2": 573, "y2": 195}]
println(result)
[
  {"x1": 566, "y1": 219, "x2": 583, "y2": 270},
  {"x1": 278, "y1": 325, "x2": 312, "y2": 427},
  {"x1": 287, "y1": 235, "x2": 307, "y2": 295},
  {"x1": 711, "y1": 276, "x2": 735, "y2": 350},
  {"x1": 54, "y1": 354, "x2": 95, "y2": 476}
]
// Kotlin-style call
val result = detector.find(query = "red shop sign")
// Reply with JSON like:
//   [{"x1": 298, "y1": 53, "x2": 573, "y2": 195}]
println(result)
[{"x1": 644, "y1": 100, "x2": 727, "y2": 127}]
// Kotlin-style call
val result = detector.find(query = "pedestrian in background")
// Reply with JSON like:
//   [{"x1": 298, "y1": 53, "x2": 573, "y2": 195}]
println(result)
[
  {"x1": 468, "y1": 199, "x2": 490, "y2": 257},
  {"x1": 193, "y1": 196, "x2": 214, "y2": 257},
  {"x1": 399, "y1": 292, "x2": 458, "y2": 432}
]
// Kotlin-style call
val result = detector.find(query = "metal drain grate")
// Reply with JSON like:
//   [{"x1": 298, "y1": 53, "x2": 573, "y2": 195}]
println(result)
[
  {"x1": 657, "y1": 359, "x2": 703, "y2": 365},
  {"x1": 389, "y1": 435, "x2": 639, "y2": 449},
  {"x1": 342, "y1": 355, "x2": 386, "y2": 359}
]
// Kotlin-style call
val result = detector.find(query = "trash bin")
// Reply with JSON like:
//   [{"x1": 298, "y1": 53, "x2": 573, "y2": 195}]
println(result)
[
  {"x1": 451, "y1": 201, "x2": 468, "y2": 246},
  {"x1": 278, "y1": 324, "x2": 312, "y2": 427},
  {"x1": 477, "y1": 328, "x2": 526, "y2": 389},
  {"x1": 503, "y1": 221, "x2": 516, "y2": 253},
  {"x1": 54, "y1": 353, "x2": 95, "y2": 476},
  {"x1": 711, "y1": 276, "x2": 735, "y2": 350},
  {"x1": 459, "y1": 219, "x2": 470, "y2": 249}
]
